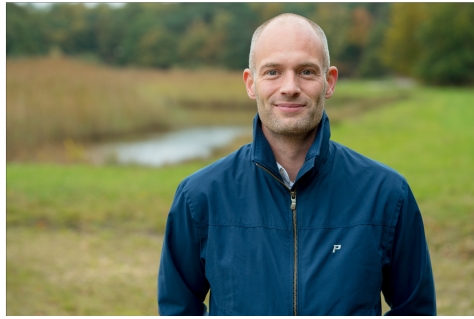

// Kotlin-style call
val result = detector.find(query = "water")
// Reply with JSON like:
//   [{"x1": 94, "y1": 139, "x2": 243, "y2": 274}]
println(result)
[{"x1": 89, "y1": 126, "x2": 250, "y2": 167}]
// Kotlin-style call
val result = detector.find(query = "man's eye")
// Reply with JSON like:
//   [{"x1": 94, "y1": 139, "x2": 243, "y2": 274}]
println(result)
[
  {"x1": 267, "y1": 70, "x2": 278, "y2": 76},
  {"x1": 301, "y1": 70, "x2": 313, "y2": 75}
]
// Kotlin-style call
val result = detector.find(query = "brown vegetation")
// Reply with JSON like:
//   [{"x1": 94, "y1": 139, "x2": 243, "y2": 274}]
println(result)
[
  {"x1": 7, "y1": 57, "x2": 165, "y2": 159},
  {"x1": 6, "y1": 57, "x2": 254, "y2": 161}
]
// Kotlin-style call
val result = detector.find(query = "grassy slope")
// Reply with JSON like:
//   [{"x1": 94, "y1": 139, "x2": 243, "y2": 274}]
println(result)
[
  {"x1": 6, "y1": 84, "x2": 474, "y2": 315},
  {"x1": 332, "y1": 87, "x2": 474, "y2": 225}
]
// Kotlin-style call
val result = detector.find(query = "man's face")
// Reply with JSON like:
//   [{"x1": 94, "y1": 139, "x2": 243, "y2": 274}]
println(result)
[{"x1": 244, "y1": 21, "x2": 337, "y2": 137}]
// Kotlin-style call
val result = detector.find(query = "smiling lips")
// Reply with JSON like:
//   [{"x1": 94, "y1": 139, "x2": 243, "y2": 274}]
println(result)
[{"x1": 275, "y1": 103, "x2": 305, "y2": 113}]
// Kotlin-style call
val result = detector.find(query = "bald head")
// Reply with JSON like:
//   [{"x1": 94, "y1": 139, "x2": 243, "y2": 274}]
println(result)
[{"x1": 248, "y1": 13, "x2": 330, "y2": 75}]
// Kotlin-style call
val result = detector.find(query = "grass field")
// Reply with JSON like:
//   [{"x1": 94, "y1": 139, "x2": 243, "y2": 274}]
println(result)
[{"x1": 6, "y1": 58, "x2": 474, "y2": 315}]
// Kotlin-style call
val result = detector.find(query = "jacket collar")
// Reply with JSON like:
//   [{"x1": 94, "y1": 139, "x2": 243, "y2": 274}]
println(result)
[{"x1": 251, "y1": 111, "x2": 331, "y2": 184}]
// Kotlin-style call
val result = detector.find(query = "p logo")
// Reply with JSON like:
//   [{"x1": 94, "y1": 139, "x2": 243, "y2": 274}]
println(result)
[{"x1": 332, "y1": 245, "x2": 341, "y2": 253}]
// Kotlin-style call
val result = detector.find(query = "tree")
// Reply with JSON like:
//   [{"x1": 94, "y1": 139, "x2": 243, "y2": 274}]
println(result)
[
  {"x1": 90, "y1": 4, "x2": 124, "y2": 64},
  {"x1": 137, "y1": 26, "x2": 178, "y2": 69},
  {"x1": 380, "y1": 3, "x2": 428, "y2": 76},
  {"x1": 416, "y1": 3, "x2": 474, "y2": 85},
  {"x1": 356, "y1": 4, "x2": 391, "y2": 78},
  {"x1": 311, "y1": 3, "x2": 352, "y2": 76},
  {"x1": 217, "y1": 3, "x2": 260, "y2": 69},
  {"x1": 178, "y1": 19, "x2": 212, "y2": 67},
  {"x1": 6, "y1": 3, "x2": 49, "y2": 56},
  {"x1": 45, "y1": 3, "x2": 95, "y2": 55}
]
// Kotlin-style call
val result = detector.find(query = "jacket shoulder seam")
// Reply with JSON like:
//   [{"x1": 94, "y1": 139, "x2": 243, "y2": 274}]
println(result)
[
  {"x1": 180, "y1": 181, "x2": 205, "y2": 251},
  {"x1": 384, "y1": 178, "x2": 408, "y2": 262}
]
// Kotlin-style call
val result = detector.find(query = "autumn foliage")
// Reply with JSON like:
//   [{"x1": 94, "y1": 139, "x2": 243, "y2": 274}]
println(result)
[{"x1": 7, "y1": 3, "x2": 474, "y2": 84}]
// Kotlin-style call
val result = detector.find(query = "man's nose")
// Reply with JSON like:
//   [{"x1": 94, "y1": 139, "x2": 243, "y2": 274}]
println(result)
[{"x1": 279, "y1": 72, "x2": 301, "y2": 97}]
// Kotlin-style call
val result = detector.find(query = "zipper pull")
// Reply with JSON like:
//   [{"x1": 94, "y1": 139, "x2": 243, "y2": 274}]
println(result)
[{"x1": 290, "y1": 192, "x2": 296, "y2": 210}]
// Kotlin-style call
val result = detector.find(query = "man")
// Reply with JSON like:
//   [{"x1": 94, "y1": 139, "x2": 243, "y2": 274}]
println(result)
[{"x1": 158, "y1": 13, "x2": 436, "y2": 315}]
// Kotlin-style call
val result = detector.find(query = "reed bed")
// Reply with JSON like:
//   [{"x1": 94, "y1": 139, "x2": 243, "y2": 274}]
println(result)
[{"x1": 6, "y1": 57, "x2": 253, "y2": 160}]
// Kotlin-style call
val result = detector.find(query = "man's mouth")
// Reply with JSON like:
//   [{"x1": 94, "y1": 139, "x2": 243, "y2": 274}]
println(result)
[{"x1": 275, "y1": 103, "x2": 305, "y2": 113}]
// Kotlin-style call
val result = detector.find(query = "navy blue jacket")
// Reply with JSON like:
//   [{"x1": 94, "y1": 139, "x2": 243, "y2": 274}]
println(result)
[{"x1": 158, "y1": 112, "x2": 436, "y2": 315}]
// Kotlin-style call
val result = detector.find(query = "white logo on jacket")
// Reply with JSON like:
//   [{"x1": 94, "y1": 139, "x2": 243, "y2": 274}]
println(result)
[{"x1": 332, "y1": 245, "x2": 341, "y2": 253}]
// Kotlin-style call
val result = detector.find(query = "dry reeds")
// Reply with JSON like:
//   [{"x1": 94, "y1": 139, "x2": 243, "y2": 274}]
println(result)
[
  {"x1": 6, "y1": 57, "x2": 172, "y2": 158},
  {"x1": 6, "y1": 57, "x2": 254, "y2": 160}
]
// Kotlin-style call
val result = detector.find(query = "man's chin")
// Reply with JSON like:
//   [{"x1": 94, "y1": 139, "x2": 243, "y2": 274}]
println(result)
[{"x1": 269, "y1": 122, "x2": 318, "y2": 137}]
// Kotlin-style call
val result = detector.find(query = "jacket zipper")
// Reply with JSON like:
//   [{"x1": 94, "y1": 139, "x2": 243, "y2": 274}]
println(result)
[
  {"x1": 255, "y1": 163, "x2": 298, "y2": 316},
  {"x1": 290, "y1": 190, "x2": 297, "y2": 316}
]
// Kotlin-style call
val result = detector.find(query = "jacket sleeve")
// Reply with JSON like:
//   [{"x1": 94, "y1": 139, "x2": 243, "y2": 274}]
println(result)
[
  {"x1": 382, "y1": 182, "x2": 436, "y2": 315},
  {"x1": 158, "y1": 181, "x2": 210, "y2": 315}
]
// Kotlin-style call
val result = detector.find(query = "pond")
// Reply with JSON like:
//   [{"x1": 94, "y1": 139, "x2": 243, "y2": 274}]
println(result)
[{"x1": 88, "y1": 126, "x2": 250, "y2": 167}]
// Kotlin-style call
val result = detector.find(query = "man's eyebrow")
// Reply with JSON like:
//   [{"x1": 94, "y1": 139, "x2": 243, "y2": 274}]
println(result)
[
  {"x1": 259, "y1": 62, "x2": 282, "y2": 71},
  {"x1": 298, "y1": 62, "x2": 322, "y2": 71}
]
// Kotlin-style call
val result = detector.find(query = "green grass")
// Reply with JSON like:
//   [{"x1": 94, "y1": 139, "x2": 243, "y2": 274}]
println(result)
[
  {"x1": 6, "y1": 162, "x2": 211, "y2": 233},
  {"x1": 332, "y1": 87, "x2": 474, "y2": 223},
  {"x1": 6, "y1": 82, "x2": 474, "y2": 315}
]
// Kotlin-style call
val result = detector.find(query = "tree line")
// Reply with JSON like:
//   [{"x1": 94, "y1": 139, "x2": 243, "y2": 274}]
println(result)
[{"x1": 7, "y1": 2, "x2": 474, "y2": 85}]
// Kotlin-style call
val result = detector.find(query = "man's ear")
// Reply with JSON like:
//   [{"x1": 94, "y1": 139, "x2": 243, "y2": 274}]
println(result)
[
  {"x1": 325, "y1": 66, "x2": 338, "y2": 99},
  {"x1": 243, "y1": 69, "x2": 256, "y2": 100}
]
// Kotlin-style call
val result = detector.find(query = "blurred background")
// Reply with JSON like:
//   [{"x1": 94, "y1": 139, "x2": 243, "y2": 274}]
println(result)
[{"x1": 6, "y1": 2, "x2": 474, "y2": 315}]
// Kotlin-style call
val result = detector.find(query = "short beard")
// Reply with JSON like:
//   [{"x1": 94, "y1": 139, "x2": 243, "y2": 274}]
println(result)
[{"x1": 256, "y1": 85, "x2": 326, "y2": 138}]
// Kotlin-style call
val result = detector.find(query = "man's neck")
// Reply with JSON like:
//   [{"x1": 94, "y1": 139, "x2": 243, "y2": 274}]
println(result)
[{"x1": 262, "y1": 125, "x2": 318, "y2": 182}]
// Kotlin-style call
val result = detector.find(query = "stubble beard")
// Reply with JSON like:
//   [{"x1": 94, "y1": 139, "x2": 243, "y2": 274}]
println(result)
[{"x1": 256, "y1": 86, "x2": 326, "y2": 138}]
